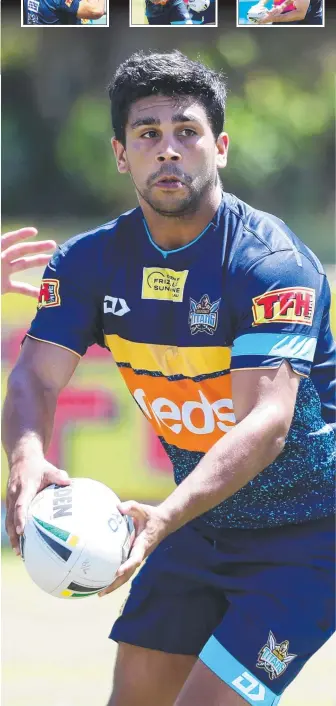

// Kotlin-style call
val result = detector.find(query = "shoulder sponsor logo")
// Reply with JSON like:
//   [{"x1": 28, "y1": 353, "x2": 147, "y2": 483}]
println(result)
[
  {"x1": 104, "y1": 296, "x2": 130, "y2": 316},
  {"x1": 133, "y1": 388, "x2": 235, "y2": 436},
  {"x1": 189, "y1": 294, "x2": 220, "y2": 335},
  {"x1": 142, "y1": 267, "x2": 188, "y2": 303},
  {"x1": 37, "y1": 279, "x2": 60, "y2": 308},
  {"x1": 256, "y1": 631, "x2": 296, "y2": 680},
  {"x1": 232, "y1": 672, "x2": 266, "y2": 702},
  {"x1": 252, "y1": 287, "x2": 315, "y2": 326}
]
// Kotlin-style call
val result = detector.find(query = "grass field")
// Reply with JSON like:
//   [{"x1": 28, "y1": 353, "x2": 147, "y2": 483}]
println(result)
[{"x1": 2, "y1": 550, "x2": 335, "y2": 706}]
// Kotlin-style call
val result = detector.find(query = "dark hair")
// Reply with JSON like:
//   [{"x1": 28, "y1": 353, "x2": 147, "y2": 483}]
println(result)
[{"x1": 109, "y1": 50, "x2": 227, "y2": 146}]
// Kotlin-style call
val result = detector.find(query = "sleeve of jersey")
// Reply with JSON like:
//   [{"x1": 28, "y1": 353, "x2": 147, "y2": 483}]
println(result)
[
  {"x1": 230, "y1": 251, "x2": 325, "y2": 377},
  {"x1": 26, "y1": 244, "x2": 101, "y2": 357},
  {"x1": 61, "y1": 0, "x2": 80, "y2": 14}
]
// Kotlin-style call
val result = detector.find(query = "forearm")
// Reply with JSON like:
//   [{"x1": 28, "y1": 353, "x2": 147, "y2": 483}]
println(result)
[
  {"x1": 77, "y1": 0, "x2": 105, "y2": 18},
  {"x1": 159, "y1": 405, "x2": 287, "y2": 534},
  {"x1": 2, "y1": 368, "x2": 57, "y2": 468},
  {"x1": 272, "y1": 8, "x2": 305, "y2": 19}
]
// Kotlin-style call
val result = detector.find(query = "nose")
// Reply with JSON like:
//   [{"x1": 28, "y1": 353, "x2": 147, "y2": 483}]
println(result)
[{"x1": 156, "y1": 140, "x2": 182, "y2": 163}]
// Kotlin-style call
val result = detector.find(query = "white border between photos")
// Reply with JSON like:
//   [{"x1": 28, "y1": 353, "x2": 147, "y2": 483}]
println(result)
[
  {"x1": 235, "y1": 0, "x2": 325, "y2": 27},
  {"x1": 129, "y1": 0, "x2": 218, "y2": 27},
  {"x1": 21, "y1": 0, "x2": 110, "y2": 27}
]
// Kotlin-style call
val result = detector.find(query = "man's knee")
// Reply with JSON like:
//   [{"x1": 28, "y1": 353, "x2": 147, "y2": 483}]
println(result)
[{"x1": 107, "y1": 642, "x2": 196, "y2": 706}]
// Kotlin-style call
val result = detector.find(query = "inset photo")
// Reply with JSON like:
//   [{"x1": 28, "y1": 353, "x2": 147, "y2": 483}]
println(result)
[
  {"x1": 237, "y1": 0, "x2": 323, "y2": 26},
  {"x1": 22, "y1": 0, "x2": 108, "y2": 26},
  {"x1": 130, "y1": 0, "x2": 217, "y2": 26}
]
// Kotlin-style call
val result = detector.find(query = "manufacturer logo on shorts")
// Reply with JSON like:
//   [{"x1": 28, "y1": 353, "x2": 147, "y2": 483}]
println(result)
[
  {"x1": 37, "y1": 279, "x2": 60, "y2": 308},
  {"x1": 142, "y1": 267, "x2": 188, "y2": 302},
  {"x1": 256, "y1": 631, "x2": 296, "y2": 680},
  {"x1": 189, "y1": 294, "x2": 220, "y2": 335},
  {"x1": 252, "y1": 287, "x2": 315, "y2": 327}
]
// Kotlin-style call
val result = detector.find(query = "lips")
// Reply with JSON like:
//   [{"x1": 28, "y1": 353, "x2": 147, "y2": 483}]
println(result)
[{"x1": 154, "y1": 175, "x2": 185, "y2": 189}]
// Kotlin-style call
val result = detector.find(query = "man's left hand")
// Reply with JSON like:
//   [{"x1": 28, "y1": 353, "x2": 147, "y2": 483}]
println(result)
[{"x1": 98, "y1": 501, "x2": 169, "y2": 597}]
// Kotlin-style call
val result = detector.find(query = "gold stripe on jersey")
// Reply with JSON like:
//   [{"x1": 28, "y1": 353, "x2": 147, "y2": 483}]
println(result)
[{"x1": 104, "y1": 334, "x2": 231, "y2": 378}]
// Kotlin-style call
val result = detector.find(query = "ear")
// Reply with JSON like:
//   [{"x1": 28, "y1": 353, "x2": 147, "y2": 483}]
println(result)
[
  {"x1": 215, "y1": 132, "x2": 229, "y2": 169},
  {"x1": 111, "y1": 137, "x2": 130, "y2": 174}
]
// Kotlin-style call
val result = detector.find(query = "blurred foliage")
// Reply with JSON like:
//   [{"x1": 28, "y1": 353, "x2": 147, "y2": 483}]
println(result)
[{"x1": 2, "y1": 9, "x2": 335, "y2": 263}]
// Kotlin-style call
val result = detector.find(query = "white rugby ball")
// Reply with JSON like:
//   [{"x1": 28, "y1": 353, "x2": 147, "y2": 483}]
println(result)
[
  {"x1": 247, "y1": 4, "x2": 269, "y2": 22},
  {"x1": 20, "y1": 478, "x2": 133, "y2": 599},
  {"x1": 188, "y1": 0, "x2": 210, "y2": 12}
]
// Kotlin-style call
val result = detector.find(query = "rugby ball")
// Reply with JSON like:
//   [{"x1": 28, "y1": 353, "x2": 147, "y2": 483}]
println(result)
[
  {"x1": 20, "y1": 478, "x2": 133, "y2": 598},
  {"x1": 188, "y1": 0, "x2": 210, "y2": 12},
  {"x1": 247, "y1": 4, "x2": 269, "y2": 22}
]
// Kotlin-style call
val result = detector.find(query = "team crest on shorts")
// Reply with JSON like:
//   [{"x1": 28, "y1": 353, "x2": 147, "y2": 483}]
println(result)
[
  {"x1": 189, "y1": 295, "x2": 220, "y2": 335},
  {"x1": 256, "y1": 631, "x2": 297, "y2": 680}
]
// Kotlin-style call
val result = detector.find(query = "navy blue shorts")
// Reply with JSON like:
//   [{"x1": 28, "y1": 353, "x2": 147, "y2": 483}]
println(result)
[{"x1": 110, "y1": 516, "x2": 335, "y2": 706}]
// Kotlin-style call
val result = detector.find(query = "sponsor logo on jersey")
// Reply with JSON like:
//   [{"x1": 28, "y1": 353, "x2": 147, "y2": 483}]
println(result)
[
  {"x1": 142, "y1": 267, "x2": 188, "y2": 302},
  {"x1": 27, "y1": 0, "x2": 39, "y2": 11},
  {"x1": 256, "y1": 631, "x2": 296, "y2": 680},
  {"x1": 189, "y1": 294, "x2": 220, "y2": 335},
  {"x1": 104, "y1": 296, "x2": 130, "y2": 316},
  {"x1": 252, "y1": 287, "x2": 315, "y2": 326},
  {"x1": 133, "y1": 387, "x2": 235, "y2": 439},
  {"x1": 37, "y1": 279, "x2": 60, "y2": 308}
]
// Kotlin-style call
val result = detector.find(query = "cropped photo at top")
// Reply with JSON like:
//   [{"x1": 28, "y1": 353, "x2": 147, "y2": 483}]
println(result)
[
  {"x1": 22, "y1": 0, "x2": 107, "y2": 25},
  {"x1": 238, "y1": 0, "x2": 323, "y2": 25},
  {"x1": 131, "y1": 0, "x2": 217, "y2": 26}
]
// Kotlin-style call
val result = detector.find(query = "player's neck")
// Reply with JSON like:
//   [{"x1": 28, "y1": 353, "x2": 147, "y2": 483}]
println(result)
[{"x1": 140, "y1": 185, "x2": 223, "y2": 251}]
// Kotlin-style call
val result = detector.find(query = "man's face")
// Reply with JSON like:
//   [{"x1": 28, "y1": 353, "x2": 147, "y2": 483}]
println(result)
[{"x1": 112, "y1": 95, "x2": 228, "y2": 217}]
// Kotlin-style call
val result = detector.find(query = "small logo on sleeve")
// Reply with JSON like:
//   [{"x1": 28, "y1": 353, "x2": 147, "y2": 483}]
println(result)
[
  {"x1": 27, "y1": 0, "x2": 39, "y2": 10},
  {"x1": 37, "y1": 279, "x2": 60, "y2": 309},
  {"x1": 256, "y1": 631, "x2": 297, "y2": 680},
  {"x1": 142, "y1": 268, "x2": 188, "y2": 303},
  {"x1": 252, "y1": 287, "x2": 315, "y2": 326},
  {"x1": 189, "y1": 295, "x2": 220, "y2": 335}
]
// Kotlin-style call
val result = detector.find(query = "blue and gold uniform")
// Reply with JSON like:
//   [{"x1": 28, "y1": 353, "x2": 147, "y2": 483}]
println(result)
[
  {"x1": 27, "y1": 193, "x2": 335, "y2": 705},
  {"x1": 23, "y1": 0, "x2": 84, "y2": 25}
]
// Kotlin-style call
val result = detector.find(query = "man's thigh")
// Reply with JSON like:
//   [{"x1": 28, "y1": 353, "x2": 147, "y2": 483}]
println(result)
[{"x1": 108, "y1": 642, "x2": 197, "y2": 706}]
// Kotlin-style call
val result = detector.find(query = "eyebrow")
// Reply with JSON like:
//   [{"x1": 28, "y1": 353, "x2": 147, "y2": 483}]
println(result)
[{"x1": 129, "y1": 113, "x2": 202, "y2": 130}]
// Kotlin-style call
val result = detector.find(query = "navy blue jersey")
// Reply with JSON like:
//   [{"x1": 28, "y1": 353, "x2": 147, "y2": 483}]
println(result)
[
  {"x1": 27, "y1": 193, "x2": 336, "y2": 530},
  {"x1": 145, "y1": 0, "x2": 191, "y2": 23},
  {"x1": 23, "y1": 0, "x2": 81, "y2": 24},
  {"x1": 301, "y1": 0, "x2": 322, "y2": 23}
]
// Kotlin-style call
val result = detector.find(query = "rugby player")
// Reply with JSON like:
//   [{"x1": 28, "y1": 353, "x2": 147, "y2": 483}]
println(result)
[
  {"x1": 23, "y1": 0, "x2": 106, "y2": 26},
  {"x1": 254, "y1": 0, "x2": 322, "y2": 24},
  {"x1": 144, "y1": 0, "x2": 192, "y2": 25},
  {"x1": 3, "y1": 51, "x2": 335, "y2": 706},
  {"x1": 1, "y1": 228, "x2": 56, "y2": 297}
]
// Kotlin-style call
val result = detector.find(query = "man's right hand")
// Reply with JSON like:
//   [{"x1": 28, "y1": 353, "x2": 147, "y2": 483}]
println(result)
[{"x1": 6, "y1": 459, "x2": 70, "y2": 555}]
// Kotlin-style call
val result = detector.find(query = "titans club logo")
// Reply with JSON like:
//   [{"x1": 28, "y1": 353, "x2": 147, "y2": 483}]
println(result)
[{"x1": 189, "y1": 294, "x2": 220, "y2": 335}]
